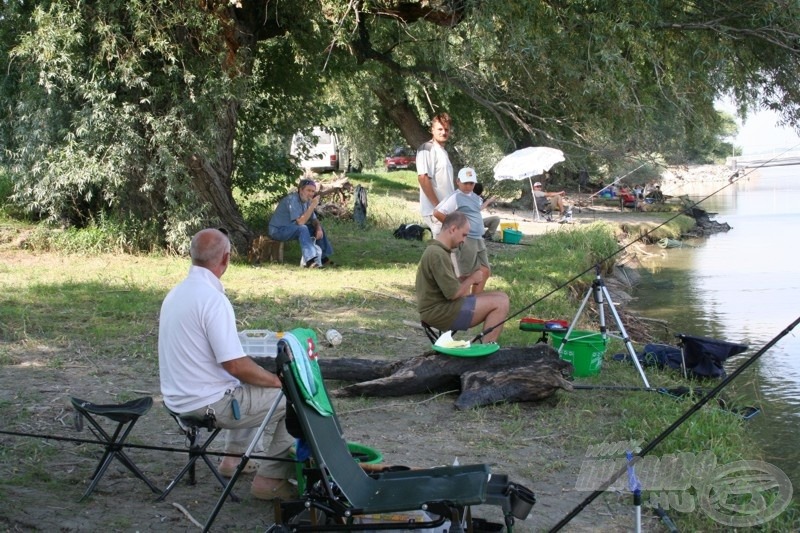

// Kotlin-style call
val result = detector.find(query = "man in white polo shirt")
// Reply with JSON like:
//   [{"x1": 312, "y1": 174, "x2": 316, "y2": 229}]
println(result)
[{"x1": 158, "y1": 228, "x2": 294, "y2": 501}]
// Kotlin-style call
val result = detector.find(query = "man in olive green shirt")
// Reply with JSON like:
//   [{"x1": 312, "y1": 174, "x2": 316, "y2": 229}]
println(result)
[{"x1": 415, "y1": 212, "x2": 509, "y2": 343}]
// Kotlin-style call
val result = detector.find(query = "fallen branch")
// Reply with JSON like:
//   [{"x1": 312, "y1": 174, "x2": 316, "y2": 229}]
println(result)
[
  {"x1": 172, "y1": 502, "x2": 203, "y2": 528},
  {"x1": 338, "y1": 390, "x2": 459, "y2": 415}
]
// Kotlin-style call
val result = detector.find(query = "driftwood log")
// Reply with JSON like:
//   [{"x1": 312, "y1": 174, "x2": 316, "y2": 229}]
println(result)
[
  {"x1": 316, "y1": 175, "x2": 353, "y2": 204},
  {"x1": 257, "y1": 345, "x2": 574, "y2": 409},
  {"x1": 679, "y1": 197, "x2": 732, "y2": 237},
  {"x1": 268, "y1": 344, "x2": 573, "y2": 410}
]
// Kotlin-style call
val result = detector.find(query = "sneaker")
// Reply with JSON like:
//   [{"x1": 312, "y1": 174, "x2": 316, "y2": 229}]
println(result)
[{"x1": 303, "y1": 258, "x2": 316, "y2": 268}]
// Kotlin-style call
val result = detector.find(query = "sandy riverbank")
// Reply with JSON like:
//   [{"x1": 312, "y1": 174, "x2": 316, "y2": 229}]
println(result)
[{"x1": 483, "y1": 163, "x2": 736, "y2": 239}]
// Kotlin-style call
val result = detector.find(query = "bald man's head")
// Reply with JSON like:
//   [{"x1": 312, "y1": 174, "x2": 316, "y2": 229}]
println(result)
[{"x1": 190, "y1": 229, "x2": 231, "y2": 271}]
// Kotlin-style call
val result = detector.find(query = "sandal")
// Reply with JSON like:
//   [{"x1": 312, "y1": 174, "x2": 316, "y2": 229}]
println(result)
[
  {"x1": 250, "y1": 478, "x2": 296, "y2": 501},
  {"x1": 218, "y1": 458, "x2": 260, "y2": 477}
]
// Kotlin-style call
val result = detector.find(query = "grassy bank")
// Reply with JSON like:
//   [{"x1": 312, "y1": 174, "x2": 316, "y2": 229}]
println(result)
[{"x1": 1, "y1": 170, "x2": 796, "y2": 531}]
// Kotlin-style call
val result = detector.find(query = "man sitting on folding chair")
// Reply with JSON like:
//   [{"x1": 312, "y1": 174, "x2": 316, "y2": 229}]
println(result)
[
  {"x1": 415, "y1": 212, "x2": 509, "y2": 343},
  {"x1": 158, "y1": 228, "x2": 295, "y2": 501},
  {"x1": 533, "y1": 181, "x2": 567, "y2": 221}
]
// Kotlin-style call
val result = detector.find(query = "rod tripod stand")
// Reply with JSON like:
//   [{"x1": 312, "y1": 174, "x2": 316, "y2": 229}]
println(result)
[{"x1": 558, "y1": 267, "x2": 650, "y2": 388}]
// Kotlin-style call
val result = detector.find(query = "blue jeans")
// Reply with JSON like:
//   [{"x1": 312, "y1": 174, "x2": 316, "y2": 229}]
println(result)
[{"x1": 269, "y1": 223, "x2": 334, "y2": 263}]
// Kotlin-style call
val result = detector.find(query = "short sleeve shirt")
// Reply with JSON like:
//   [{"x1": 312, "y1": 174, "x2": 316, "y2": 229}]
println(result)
[
  {"x1": 415, "y1": 240, "x2": 463, "y2": 328},
  {"x1": 158, "y1": 266, "x2": 244, "y2": 413},
  {"x1": 435, "y1": 190, "x2": 484, "y2": 239},
  {"x1": 416, "y1": 140, "x2": 454, "y2": 216},
  {"x1": 269, "y1": 192, "x2": 316, "y2": 231}
]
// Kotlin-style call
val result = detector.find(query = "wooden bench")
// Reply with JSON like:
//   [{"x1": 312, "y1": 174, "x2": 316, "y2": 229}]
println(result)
[{"x1": 247, "y1": 236, "x2": 284, "y2": 264}]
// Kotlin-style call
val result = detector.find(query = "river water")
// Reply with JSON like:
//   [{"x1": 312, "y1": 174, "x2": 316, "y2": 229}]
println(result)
[{"x1": 629, "y1": 165, "x2": 800, "y2": 489}]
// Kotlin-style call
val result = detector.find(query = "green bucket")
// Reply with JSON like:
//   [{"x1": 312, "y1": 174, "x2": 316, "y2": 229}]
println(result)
[
  {"x1": 549, "y1": 329, "x2": 607, "y2": 377},
  {"x1": 294, "y1": 441, "x2": 382, "y2": 494},
  {"x1": 502, "y1": 228, "x2": 523, "y2": 244}
]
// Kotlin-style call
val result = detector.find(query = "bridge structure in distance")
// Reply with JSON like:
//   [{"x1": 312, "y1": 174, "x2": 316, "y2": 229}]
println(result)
[{"x1": 727, "y1": 149, "x2": 800, "y2": 169}]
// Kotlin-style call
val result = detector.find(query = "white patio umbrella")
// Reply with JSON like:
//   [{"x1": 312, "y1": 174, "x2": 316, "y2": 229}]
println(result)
[{"x1": 493, "y1": 147, "x2": 565, "y2": 220}]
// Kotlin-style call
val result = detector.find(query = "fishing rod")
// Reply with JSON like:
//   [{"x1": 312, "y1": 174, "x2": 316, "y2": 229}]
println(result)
[
  {"x1": 471, "y1": 141, "x2": 800, "y2": 344},
  {"x1": 587, "y1": 163, "x2": 647, "y2": 200},
  {"x1": 571, "y1": 384, "x2": 760, "y2": 418},
  {"x1": 0, "y1": 428, "x2": 293, "y2": 463},
  {"x1": 548, "y1": 314, "x2": 800, "y2": 532}
]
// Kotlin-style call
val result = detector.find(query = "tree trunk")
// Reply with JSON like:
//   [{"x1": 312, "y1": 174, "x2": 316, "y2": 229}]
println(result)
[
  {"x1": 319, "y1": 344, "x2": 575, "y2": 410},
  {"x1": 186, "y1": 99, "x2": 253, "y2": 256},
  {"x1": 373, "y1": 86, "x2": 431, "y2": 149},
  {"x1": 185, "y1": 6, "x2": 266, "y2": 256}
]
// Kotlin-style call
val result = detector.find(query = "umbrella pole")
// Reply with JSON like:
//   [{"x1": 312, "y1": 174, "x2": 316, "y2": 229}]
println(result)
[{"x1": 529, "y1": 176, "x2": 540, "y2": 221}]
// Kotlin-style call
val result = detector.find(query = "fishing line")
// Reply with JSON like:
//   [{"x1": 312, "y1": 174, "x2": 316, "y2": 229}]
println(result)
[
  {"x1": 472, "y1": 141, "x2": 800, "y2": 343},
  {"x1": 0, "y1": 428, "x2": 294, "y2": 463},
  {"x1": 548, "y1": 314, "x2": 800, "y2": 532}
]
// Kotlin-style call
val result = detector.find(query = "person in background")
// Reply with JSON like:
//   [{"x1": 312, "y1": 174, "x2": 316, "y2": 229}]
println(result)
[
  {"x1": 533, "y1": 181, "x2": 567, "y2": 217},
  {"x1": 647, "y1": 184, "x2": 664, "y2": 203},
  {"x1": 473, "y1": 182, "x2": 501, "y2": 240},
  {"x1": 415, "y1": 212, "x2": 509, "y2": 343},
  {"x1": 416, "y1": 113, "x2": 454, "y2": 238},
  {"x1": 158, "y1": 228, "x2": 295, "y2": 501},
  {"x1": 434, "y1": 167, "x2": 492, "y2": 293},
  {"x1": 269, "y1": 178, "x2": 334, "y2": 268}
]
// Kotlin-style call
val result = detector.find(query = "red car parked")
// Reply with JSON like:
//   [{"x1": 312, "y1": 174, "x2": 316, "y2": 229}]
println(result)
[{"x1": 384, "y1": 147, "x2": 416, "y2": 172}]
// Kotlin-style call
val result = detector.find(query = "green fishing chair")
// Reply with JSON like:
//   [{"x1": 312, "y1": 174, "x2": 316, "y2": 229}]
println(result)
[{"x1": 269, "y1": 329, "x2": 535, "y2": 532}]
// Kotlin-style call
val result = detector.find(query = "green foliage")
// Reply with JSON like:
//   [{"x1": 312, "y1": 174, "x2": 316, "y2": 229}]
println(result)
[
  {"x1": 2, "y1": 0, "x2": 800, "y2": 254},
  {"x1": 234, "y1": 32, "x2": 336, "y2": 196},
  {"x1": 329, "y1": 0, "x2": 800, "y2": 179},
  {"x1": 23, "y1": 213, "x2": 161, "y2": 254},
  {"x1": 6, "y1": 1, "x2": 226, "y2": 244}
]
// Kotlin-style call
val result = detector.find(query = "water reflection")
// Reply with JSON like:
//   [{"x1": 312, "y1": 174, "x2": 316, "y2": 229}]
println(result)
[{"x1": 631, "y1": 166, "x2": 800, "y2": 487}]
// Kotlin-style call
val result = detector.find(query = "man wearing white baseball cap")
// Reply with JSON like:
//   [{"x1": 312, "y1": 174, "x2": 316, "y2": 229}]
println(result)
[{"x1": 434, "y1": 167, "x2": 492, "y2": 293}]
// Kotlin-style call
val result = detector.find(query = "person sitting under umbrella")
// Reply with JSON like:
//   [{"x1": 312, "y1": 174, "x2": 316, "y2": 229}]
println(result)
[{"x1": 533, "y1": 181, "x2": 567, "y2": 218}]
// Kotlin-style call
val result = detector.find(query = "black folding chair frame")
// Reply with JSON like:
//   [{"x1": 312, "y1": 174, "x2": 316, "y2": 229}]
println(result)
[
  {"x1": 158, "y1": 409, "x2": 239, "y2": 502},
  {"x1": 70, "y1": 396, "x2": 161, "y2": 501},
  {"x1": 272, "y1": 346, "x2": 505, "y2": 531}
]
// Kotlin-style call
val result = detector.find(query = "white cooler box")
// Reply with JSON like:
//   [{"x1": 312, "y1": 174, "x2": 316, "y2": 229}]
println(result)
[{"x1": 238, "y1": 330, "x2": 282, "y2": 358}]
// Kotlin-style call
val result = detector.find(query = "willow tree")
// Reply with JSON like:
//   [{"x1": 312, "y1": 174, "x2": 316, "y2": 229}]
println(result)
[
  {"x1": 2, "y1": 0, "x2": 470, "y2": 253},
  {"x1": 6, "y1": 1, "x2": 330, "y2": 251},
  {"x1": 330, "y1": 0, "x2": 800, "y2": 176},
  {"x1": 4, "y1": 1, "x2": 800, "y2": 252}
]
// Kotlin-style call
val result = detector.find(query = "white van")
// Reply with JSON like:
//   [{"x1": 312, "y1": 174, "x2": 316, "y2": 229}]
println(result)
[{"x1": 290, "y1": 127, "x2": 350, "y2": 173}]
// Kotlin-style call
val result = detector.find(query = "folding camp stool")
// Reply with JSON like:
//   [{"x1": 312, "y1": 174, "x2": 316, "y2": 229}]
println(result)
[
  {"x1": 421, "y1": 321, "x2": 442, "y2": 344},
  {"x1": 70, "y1": 396, "x2": 161, "y2": 501},
  {"x1": 157, "y1": 407, "x2": 239, "y2": 502},
  {"x1": 422, "y1": 322, "x2": 466, "y2": 345}
]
